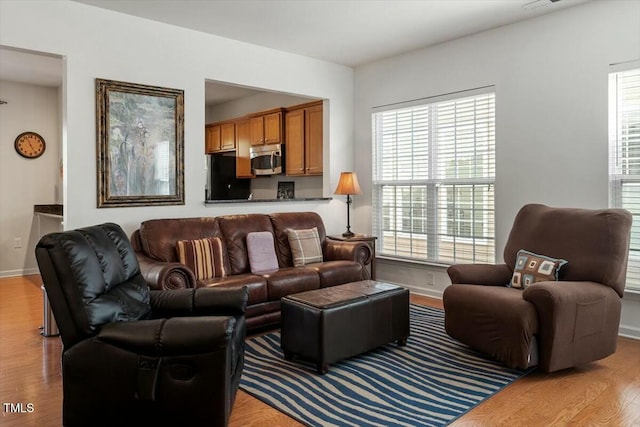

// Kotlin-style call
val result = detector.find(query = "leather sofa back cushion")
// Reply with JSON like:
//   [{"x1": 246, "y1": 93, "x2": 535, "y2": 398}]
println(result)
[
  {"x1": 177, "y1": 237, "x2": 227, "y2": 280},
  {"x1": 139, "y1": 217, "x2": 225, "y2": 264},
  {"x1": 269, "y1": 212, "x2": 327, "y2": 267},
  {"x1": 217, "y1": 214, "x2": 275, "y2": 275}
]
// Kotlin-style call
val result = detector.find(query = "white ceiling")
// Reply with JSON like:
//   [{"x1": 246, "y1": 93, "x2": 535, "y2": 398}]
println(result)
[
  {"x1": 74, "y1": 0, "x2": 591, "y2": 67},
  {"x1": 0, "y1": 48, "x2": 63, "y2": 87},
  {"x1": 1, "y1": 0, "x2": 592, "y2": 104}
]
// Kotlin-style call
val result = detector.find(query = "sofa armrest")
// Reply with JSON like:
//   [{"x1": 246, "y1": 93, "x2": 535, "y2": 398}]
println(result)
[
  {"x1": 98, "y1": 316, "x2": 236, "y2": 356},
  {"x1": 150, "y1": 287, "x2": 248, "y2": 319},
  {"x1": 323, "y1": 240, "x2": 372, "y2": 266},
  {"x1": 136, "y1": 251, "x2": 196, "y2": 290},
  {"x1": 447, "y1": 263, "x2": 512, "y2": 286},
  {"x1": 523, "y1": 281, "x2": 622, "y2": 372}
]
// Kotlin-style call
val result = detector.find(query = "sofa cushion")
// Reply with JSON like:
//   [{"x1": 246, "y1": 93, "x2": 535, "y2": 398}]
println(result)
[
  {"x1": 306, "y1": 260, "x2": 363, "y2": 288},
  {"x1": 247, "y1": 232, "x2": 279, "y2": 274},
  {"x1": 176, "y1": 237, "x2": 226, "y2": 280},
  {"x1": 510, "y1": 249, "x2": 567, "y2": 289},
  {"x1": 286, "y1": 227, "x2": 323, "y2": 267},
  {"x1": 199, "y1": 273, "x2": 268, "y2": 306},
  {"x1": 260, "y1": 267, "x2": 320, "y2": 301}
]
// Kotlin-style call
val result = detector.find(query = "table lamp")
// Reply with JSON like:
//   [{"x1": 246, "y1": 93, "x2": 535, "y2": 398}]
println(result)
[{"x1": 334, "y1": 172, "x2": 362, "y2": 237}]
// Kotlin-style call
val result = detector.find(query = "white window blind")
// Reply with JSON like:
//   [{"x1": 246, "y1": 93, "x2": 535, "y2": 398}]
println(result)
[
  {"x1": 372, "y1": 89, "x2": 495, "y2": 264},
  {"x1": 609, "y1": 63, "x2": 640, "y2": 291}
]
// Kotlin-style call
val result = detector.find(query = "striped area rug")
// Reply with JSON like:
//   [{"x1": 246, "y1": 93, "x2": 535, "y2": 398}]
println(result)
[{"x1": 240, "y1": 304, "x2": 531, "y2": 427}]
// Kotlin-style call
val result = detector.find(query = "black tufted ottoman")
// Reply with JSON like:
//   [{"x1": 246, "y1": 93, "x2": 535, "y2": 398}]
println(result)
[{"x1": 280, "y1": 280, "x2": 410, "y2": 374}]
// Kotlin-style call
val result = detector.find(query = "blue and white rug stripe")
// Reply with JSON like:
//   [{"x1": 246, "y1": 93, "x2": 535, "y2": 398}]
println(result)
[{"x1": 240, "y1": 304, "x2": 531, "y2": 427}]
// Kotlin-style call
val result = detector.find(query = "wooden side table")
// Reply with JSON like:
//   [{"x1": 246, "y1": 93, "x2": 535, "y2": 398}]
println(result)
[{"x1": 327, "y1": 234, "x2": 377, "y2": 279}]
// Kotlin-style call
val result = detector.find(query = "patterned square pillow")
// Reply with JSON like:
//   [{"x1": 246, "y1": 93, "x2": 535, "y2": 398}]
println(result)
[
  {"x1": 286, "y1": 227, "x2": 323, "y2": 267},
  {"x1": 176, "y1": 237, "x2": 226, "y2": 281},
  {"x1": 246, "y1": 231, "x2": 279, "y2": 274},
  {"x1": 510, "y1": 249, "x2": 568, "y2": 289}
]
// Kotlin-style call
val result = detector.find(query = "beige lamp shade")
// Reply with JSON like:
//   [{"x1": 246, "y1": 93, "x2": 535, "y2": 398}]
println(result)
[{"x1": 334, "y1": 172, "x2": 362, "y2": 195}]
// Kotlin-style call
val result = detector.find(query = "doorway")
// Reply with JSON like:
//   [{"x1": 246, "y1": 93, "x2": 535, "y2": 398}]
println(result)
[{"x1": 0, "y1": 46, "x2": 64, "y2": 277}]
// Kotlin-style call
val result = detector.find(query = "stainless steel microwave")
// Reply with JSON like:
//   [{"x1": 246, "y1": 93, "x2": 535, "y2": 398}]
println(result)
[{"x1": 250, "y1": 143, "x2": 283, "y2": 175}]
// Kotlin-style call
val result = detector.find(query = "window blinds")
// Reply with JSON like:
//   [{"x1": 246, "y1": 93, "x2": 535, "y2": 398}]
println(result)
[
  {"x1": 372, "y1": 89, "x2": 495, "y2": 264},
  {"x1": 609, "y1": 64, "x2": 640, "y2": 291}
]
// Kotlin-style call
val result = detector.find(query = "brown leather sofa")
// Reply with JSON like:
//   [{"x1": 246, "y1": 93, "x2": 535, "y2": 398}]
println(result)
[
  {"x1": 130, "y1": 211, "x2": 373, "y2": 331},
  {"x1": 443, "y1": 204, "x2": 632, "y2": 372}
]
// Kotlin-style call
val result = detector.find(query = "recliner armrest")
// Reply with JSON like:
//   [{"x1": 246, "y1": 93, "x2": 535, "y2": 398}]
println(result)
[
  {"x1": 98, "y1": 316, "x2": 236, "y2": 355},
  {"x1": 522, "y1": 281, "x2": 622, "y2": 372},
  {"x1": 150, "y1": 287, "x2": 248, "y2": 319},
  {"x1": 522, "y1": 280, "x2": 619, "y2": 321},
  {"x1": 447, "y1": 263, "x2": 512, "y2": 286}
]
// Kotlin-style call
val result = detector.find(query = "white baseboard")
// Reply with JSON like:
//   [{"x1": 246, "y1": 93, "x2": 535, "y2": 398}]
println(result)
[
  {"x1": 0, "y1": 268, "x2": 39, "y2": 279},
  {"x1": 619, "y1": 326, "x2": 640, "y2": 340},
  {"x1": 405, "y1": 284, "x2": 443, "y2": 300}
]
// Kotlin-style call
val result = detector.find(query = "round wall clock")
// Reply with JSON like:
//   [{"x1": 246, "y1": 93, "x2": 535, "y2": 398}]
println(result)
[{"x1": 14, "y1": 131, "x2": 46, "y2": 159}]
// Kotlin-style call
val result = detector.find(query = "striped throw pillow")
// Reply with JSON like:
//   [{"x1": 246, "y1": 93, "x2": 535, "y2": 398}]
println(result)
[
  {"x1": 286, "y1": 227, "x2": 323, "y2": 267},
  {"x1": 176, "y1": 237, "x2": 226, "y2": 280}
]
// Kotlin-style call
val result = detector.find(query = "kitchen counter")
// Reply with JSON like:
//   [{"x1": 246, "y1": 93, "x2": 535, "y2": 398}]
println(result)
[
  {"x1": 34, "y1": 204, "x2": 63, "y2": 218},
  {"x1": 34, "y1": 204, "x2": 64, "y2": 241},
  {"x1": 205, "y1": 197, "x2": 331, "y2": 204}
]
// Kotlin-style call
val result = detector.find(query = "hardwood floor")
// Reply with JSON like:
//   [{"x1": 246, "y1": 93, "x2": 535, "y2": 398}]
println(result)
[{"x1": 1, "y1": 275, "x2": 638, "y2": 426}]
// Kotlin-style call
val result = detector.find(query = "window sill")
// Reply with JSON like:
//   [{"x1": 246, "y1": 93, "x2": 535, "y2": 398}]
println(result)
[
  {"x1": 376, "y1": 255, "x2": 451, "y2": 270},
  {"x1": 623, "y1": 288, "x2": 640, "y2": 301}
]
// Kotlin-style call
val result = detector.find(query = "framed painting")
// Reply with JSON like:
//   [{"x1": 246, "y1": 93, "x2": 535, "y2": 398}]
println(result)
[{"x1": 96, "y1": 78, "x2": 184, "y2": 207}]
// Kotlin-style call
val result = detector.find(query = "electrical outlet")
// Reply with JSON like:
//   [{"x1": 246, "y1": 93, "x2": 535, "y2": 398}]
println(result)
[
  {"x1": 14, "y1": 238, "x2": 22, "y2": 248},
  {"x1": 426, "y1": 272, "x2": 435, "y2": 287}
]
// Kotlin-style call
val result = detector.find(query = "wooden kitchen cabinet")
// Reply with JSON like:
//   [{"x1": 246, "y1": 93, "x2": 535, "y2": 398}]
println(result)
[
  {"x1": 249, "y1": 108, "x2": 284, "y2": 146},
  {"x1": 205, "y1": 124, "x2": 221, "y2": 153},
  {"x1": 205, "y1": 121, "x2": 235, "y2": 153},
  {"x1": 235, "y1": 118, "x2": 254, "y2": 178},
  {"x1": 305, "y1": 103, "x2": 323, "y2": 175},
  {"x1": 220, "y1": 122, "x2": 235, "y2": 151},
  {"x1": 285, "y1": 101, "x2": 323, "y2": 176}
]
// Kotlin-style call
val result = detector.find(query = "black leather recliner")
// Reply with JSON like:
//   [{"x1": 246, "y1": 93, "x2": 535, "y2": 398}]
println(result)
[{"x1": 35, "y1": 222, "x2": 248, "y2": 426}]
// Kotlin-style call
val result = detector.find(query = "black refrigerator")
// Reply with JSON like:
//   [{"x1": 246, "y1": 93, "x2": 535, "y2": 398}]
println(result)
[{"x1": 208, "y1": 155, "x2": 251, "y2": 200}]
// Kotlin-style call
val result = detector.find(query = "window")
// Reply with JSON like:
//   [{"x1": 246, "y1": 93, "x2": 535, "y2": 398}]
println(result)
[
  {"x1": 609, "y1": 63, "x2": 640, "y2": 291},
  {"x1": 372, "y1": 89, "x2": 495, "y2": 264}
]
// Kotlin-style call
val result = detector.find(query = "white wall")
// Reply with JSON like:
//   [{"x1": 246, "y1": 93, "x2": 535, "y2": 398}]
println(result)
[
  {"x1": 0, "y1": 80, "x2": 61, "y2": 276},
  {"x1": 354, "y1": 0, "x2": 640, "y2": 338},
  {"x1": 206, "y1": 91, "x2": 315, "y2": 123},
  {"x1": 0, "y1": 0, "x2": 354, "y2": 244}
]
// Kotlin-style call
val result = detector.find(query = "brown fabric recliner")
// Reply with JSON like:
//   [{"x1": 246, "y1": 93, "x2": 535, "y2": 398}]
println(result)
[
  {"x1": 443, "y1": 204, "x2": 632, "y2": 372},
  {"x1": 36, "y1": 222, "x2": 248, "y2": 426}
]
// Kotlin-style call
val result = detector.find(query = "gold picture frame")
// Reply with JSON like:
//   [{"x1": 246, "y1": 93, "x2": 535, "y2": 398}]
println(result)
[{"x1": 96, "y1": 78, "x2": 184, "y2": 207}]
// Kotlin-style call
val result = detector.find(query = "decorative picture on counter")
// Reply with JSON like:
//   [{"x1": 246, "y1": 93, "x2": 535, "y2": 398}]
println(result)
[
  {"x1": 96, "y1": 78, "x2": 184, "y2": 207},
  {"x1": 277, "y1": 181, "x2": 295, "y2": 199}
]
